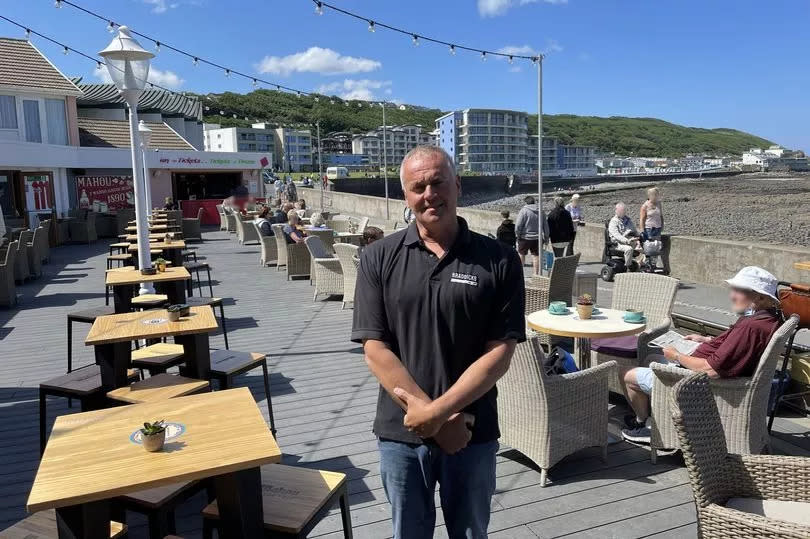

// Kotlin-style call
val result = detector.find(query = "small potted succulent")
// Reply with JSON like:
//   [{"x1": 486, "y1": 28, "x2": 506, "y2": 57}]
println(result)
[
  {"x1": 140, "y1": 420, "x2": 166, "y2": 452},
  {"x1": 164, "y1": 232, "x2": 173, "y2": 244},
  {"x1": 154, "y1": 257, "x2": 167, "y2": 273},
  {"x1": 166, "y1": 304, "x2": 184, "y2": 322},
  {"x1": 576, "y1": 293, "x2": 595, "y2": 319}
]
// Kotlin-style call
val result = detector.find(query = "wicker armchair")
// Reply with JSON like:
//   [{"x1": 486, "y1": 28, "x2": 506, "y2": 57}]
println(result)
[
  {"x1": 21, "y1": 229, "x2": 41, "y2": 279},
  {"x1": 649, "y1": 315, "x2": 799, "y2": 463},
  {"x1": 671, "y1": 372, "x2": 810, "y2": 538},
  {"x1": 164, "y1": 209, "x2": 183, "y2": 228},
  {"x1": 305, "y1": 236, "x2": 343, "y2": 301},
  {"x1": 253, "y1": 223, "x2": 277, "y2": 267},
  {"x1": 13, "y1": 232, "x2": 29, "y2": 282},
  {"x1": 224, "y1": 213, "x2": 237, "y2": 234},
  {"x1": 591, "y1": 272, "x2": 679, "y2": 392},
  {"x1": 69, "y1": 211, "x2": 97, "y2": 244},
  {"x1": 0, "y1": 241, "x2": 17, "y2": 307},
  {"x1": 216, "y1": 204, "x2": 227, "y2": 231},
  {"x1": 356, "y1": 216, "x2": 369, "y2": 233},
  {"x1": 334, "y1": 244, "x2": 359, "y2": 309},
  {"x1": 326, "y1": 219, "x2": 353, "y2": 233},
  {"x1": 37, "y1": 220, "x2": 51, "y2": 263},
  {"x1": 525, "y1": 253, "x2": 580, "y2": 346},
  {"x1": 497, "y1": 337, "x2": 616, "y2": 487},
  {"x1": 271, "y1": 224, "x2": 309, "y2": 279},
  {"x1": 240, "y1": 216, "x2": 260, "y2": 245},
  {"x1": 182, "y1": 207, "x2": 203, "y2": 243},
  {"x1": 308, "y1": 228, "x2": 335, "y2": 252}
]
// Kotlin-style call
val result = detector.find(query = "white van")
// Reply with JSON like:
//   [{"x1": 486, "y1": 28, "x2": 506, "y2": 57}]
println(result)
[{"x1": 326, "y1": 166, "x2": 349, "y2": 180}]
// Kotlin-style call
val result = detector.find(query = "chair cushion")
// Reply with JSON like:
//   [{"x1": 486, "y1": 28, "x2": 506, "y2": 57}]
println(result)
[
  {"x1": 725, "y1": 497, "x2": 810, "y2": 526},
  {"x1": 590, "y1": 335, "x2": 638, "y2": 359}
]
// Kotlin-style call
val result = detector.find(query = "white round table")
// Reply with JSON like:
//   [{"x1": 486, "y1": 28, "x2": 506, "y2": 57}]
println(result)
[{"x1": 526, "y1": 307, "x2": 646, "y2": 368}]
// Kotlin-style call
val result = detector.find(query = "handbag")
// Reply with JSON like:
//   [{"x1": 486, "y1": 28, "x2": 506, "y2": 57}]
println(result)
[
  {"x1": 779, "y1": 283, "x2": 810, "y2": 330},
  {"x1": 544, "y1": 346, "x2": 579, "y2": 376}
]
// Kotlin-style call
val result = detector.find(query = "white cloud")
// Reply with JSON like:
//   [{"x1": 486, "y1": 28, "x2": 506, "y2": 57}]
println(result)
[
  {"x1": 94, "y1": 65, "x2": 185, "y2": 89},
  {"x1": 544, "y1": 39, "x2": 564, "y2": 54},
  {"x1": 255, "y1": 47, "x2": 381, "y2": 77},
  {"x1": 497, "y1": 44, "x2": 538, "y2": 57},
  {"x1": 478, "y1": 0, "x2": 567, "y2": 17},
  {"x1": 142, "y1": 0, "x2": 178, "y2": 14},
  {"x1": 315, "y1": 79, "x2": 392, "y2": 101}
]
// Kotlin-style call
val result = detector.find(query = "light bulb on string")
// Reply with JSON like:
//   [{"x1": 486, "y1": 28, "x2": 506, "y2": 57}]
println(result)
[
  {"x1": 155, "y1": 41, "x2": 161, "y2": 53},
  {"x1": 412, "y1": 34, "x2": 419, "y2": 46},
  {"x1": 315, "y1": 1, "x2": 323, "y2": 15},
  {"x1": 224, "y1": 69, "x2": 231, "y2": 78},
  {"x1": 54, "y1": 0, "x2": 62, "y2": 8},
  {"x1": 508, "y1": 56, "x2": 513, "y2": 64},
  {"x1": 24, "y1": 28, "x2": 30, "y2": 39},
  {"x1": 192, "y1": 57, "x2": 199, "y2": 67},
  {"x1": 368, "y1": 20, "x2": 375, "y2": 32},
  {"x1": 96, "y1": 61, "x2": 103, "y2": 70},
  {"x1": 449, "y1": 44, "x2": 456, "y2": 55},
  {"x1": 107, "y1": 21, "x2": 115, "y2": 33},
  {"x1": 481, "y1": 51, "x2": 487, "y2": 62},
  {"x1": 252, "y1": 79, "x2": 258, "y2": 89},
  {"x1": 62, "y1": 46, "x2": 68, "y2": 55}
]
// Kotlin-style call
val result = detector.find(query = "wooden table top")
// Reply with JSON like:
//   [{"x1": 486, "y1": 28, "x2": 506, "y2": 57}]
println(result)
[
  {"x1": 794, "y1": 261, "x2": 810, "y2": 271},
  {"x1": 85, "y1": 306, "x2": 218, "y2": 346},
  {"x1": 128, "y1": 240, "x2": 186, "y2": 251},
  {"x1": 27, "y1": 388, "x2": 281, "y2": 512},
  {"x1": 105, "y1": 266, "x2": 190, "y2": 287},
  {"x1": 527, "y1": 307, "x2": 647, "y2": 339},
  {"x1": 125, "y1": 233, "x2": 169, "y2": 242},
  {"x1": 129, "y1": 219, "x2": 169, "y2": 225},
  {"x1": 107, "y1": 373, "x2": 209, "y2": 404},
  {"x1": 125, "y1": 224, "x2": 168, "y2": 233}
]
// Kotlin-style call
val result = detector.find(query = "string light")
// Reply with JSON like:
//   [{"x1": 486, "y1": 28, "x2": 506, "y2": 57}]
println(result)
[
  {"x1": 62, "y1": 45, "x2": 68, "y2": 55},
  {"x1": 107, "y1": 20, "x2": 115, "y2": 33},
  {"x1": 155, "y1": 41, "x2": 160, "y2": 53},
  {"x1": 449, "y1": 44, "x2": 456, "y2": 55},
  {"x1": 508, "y1": 55, "x2": 514, "y2": 64},
  {"x1": 54, "y1": 0, "x2": 62, "y2": 7},
  {"x1": 192, "y1": 56, "x2": 198, "y2": 66},
  {"x1": 481, "y1": 51, "x2": 487, "y2": 62},
  {"x1": 367, "y1": 20, "x2": 375, "y2": 32},
  {"x1": 412, "y1": 34, "x2": 419, "y2": 46},
  {"x1": 96, "y1": 60, "x2": 102, "y2": 70},
  {"x1": 224, "y1": 69, "x2": 230, "y2": 78},
  {"x1": 315, "y1": 1, "x2": 323, "y2": 15},
  {"x1": 24, "y1": 28, "x2": 31, "y2": 39},
  {"x1": 251, "y1": 78, "x2": 258, "y2": 89}
]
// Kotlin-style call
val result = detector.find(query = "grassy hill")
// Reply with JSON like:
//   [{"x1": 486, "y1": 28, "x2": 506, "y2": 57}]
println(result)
[{"x1": 200, "y1": 89, "x2": 773, "y2": 156}]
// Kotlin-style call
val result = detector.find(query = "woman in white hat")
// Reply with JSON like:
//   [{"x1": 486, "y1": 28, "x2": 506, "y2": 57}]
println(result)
[
  {"x1": 619, "y1": 266, "x2": 782, "y2": 443},
  {"x1": 564, "y1": 193, "x2": 583, "y2": 255}
]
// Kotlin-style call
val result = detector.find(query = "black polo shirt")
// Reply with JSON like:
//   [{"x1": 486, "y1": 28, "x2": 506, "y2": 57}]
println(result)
[{"x1": 351, "y1": 217, "x2": 526, "y2": 445}]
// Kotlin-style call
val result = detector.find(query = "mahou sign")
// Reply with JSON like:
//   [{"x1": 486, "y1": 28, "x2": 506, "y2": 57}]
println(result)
[{"x1": 75, "y1": 176, "x2": 135, "y2": 211}]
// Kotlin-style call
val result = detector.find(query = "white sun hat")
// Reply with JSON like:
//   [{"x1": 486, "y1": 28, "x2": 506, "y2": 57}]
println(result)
[
  {"x1": 571, "y1": 193, "x2": 580, "y2": 199},
  {"x1": 725, "y1": 266, "x2": 779, "y2": 302}
]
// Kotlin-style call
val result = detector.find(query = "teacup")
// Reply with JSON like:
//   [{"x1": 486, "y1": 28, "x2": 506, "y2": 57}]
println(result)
[
  {"x1": 549, "y1": 301, "x2": 568, "y2": 314},
  {"x1": 624, "y1": 309, "x2": 644, "y2": 322}
]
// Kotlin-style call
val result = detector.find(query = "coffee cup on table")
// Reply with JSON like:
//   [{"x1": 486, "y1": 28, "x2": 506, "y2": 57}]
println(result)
[
  {"x1": 549, "y1": 301, "x2": 568, "y2": 314},
  {"x1": 624, "y1": 309, "x2": 644, "y2": 322}
]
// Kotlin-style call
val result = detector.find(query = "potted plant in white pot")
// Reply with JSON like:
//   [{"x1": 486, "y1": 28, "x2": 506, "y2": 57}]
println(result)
[
  {"x1": 576, "y1": 293, "x2": 595, "y2": 319},
  {"x1": 140, "y1": 420, "x2": 166, "y2": 452},
  {"x1": 167, "y1": 304, "x2": 183, "y2": 322}
]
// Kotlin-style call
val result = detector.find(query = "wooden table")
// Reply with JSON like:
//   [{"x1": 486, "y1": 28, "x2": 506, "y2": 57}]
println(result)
[
  {"x1": 106, "y1": 266, "x2": 190, "y2": 313},
  {"x1": 795, "y1": 261, "x2": 810, "y2": 271},
  {"x1": 85, "y1": 305, "x2": 217, "y2": 390},
  {"x1": 527, "y1": 307, "x2": 647, "y2": 368},
  {"x1": 128, "y1": 240, "x2": 186, "y2": 268},
  {"x1": 129, "y1": 219, "x2": 169, "y2": 225},
  {"x1": 29, "y1": 388, "x2": 281, "y2": 538},
  {"x1": 336, "y1": 232, "x2": 362, "y2": 246},
  {"x1": 124, "y1": 233, "x2": 169, "y2": 242},
  {"x1": 125, "y1": 224, "x2": 169, "y2": 233}
]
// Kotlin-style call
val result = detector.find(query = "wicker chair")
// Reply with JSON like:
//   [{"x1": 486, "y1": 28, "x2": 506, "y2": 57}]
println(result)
[
  {"x1": 21, "y1": 229, "x2": 41, "y2": 279},
  {"x1": 224, "y1": 213, "x2": 237, "y2": 234},
  {"x1": 69, "y1": 210, "x2": 98, "y2": 243},
  {"x1": 13, "y1": 232, "x2": 29, "y2": 282},
  {"x1": 671, "y1": 372, "x2": 810, "y2": 538},
  {"x1": 525, "y1": 253, "x2": 580, "y2": 347},
  {"x1": 305, "y1": 236, "x2": 343, "y2": 301},
  {"x1": 307, "y1": 228, "x2": 335, "y2": 252},
  {"x1": 38, "y1": 219, "x2": 51, "y2": 263},
  {"x1": 0, "y1": 241, "x2": 17, "y2": 307},
  {"x1": 165, "y1": 209, "x2": 183, "y2": 228},
  {"x1": 240, "y1": 216, "x2": 260, "y2": 245},
  {"x1": 271, "y1": 224, "x2": 310, "y2": 279},
  {"x1": 334, "y1": 244, "x2": 359, "y2": 309},
  {"x1": 182, "y1": 207, "x2": 203, "y2": 243},
  {"x1": 216, "y1": 204, "x2": 227, "y2": 231},
  {"x1": 253, "y1": 223, "x2": 278, "y2": 266},
  {"x1": 116, "y1": 209, "x2": 135, "y2": 236},
  {"x1": 356, "y1": 216, "x2": 370, "y2": 233},
  {"x1": 326, "y1": 219, "x2": 353, "y2": 233},
  {"x1": 649, "y1": 315, "x2": 799, "y2": 463},
  {"x1": 591, "y1": 272, "x2": 679, "y2": 393},
  {"x1": 497, "y1": 337, "x2": 616, "y2": 487}
]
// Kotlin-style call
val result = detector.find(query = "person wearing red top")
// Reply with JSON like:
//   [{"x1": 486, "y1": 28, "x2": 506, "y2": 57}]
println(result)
[{"x1": 621, "y1": 266, "x2": 782, "y2": 443}]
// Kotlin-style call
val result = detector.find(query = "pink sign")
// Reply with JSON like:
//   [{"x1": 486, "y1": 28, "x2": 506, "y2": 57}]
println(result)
[{"x1": 75, "y1": 176, "x2": 134, "y2": 211}]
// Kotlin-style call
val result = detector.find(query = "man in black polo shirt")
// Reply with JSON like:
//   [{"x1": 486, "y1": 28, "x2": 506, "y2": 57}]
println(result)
[{"x1": 351, "y1": 146, "x2": 525, "y2": 538}]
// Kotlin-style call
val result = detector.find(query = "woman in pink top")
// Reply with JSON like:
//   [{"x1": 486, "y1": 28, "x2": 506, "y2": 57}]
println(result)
[{"x1": 639, "y1": 187, "x2": 663, "y2": 239}]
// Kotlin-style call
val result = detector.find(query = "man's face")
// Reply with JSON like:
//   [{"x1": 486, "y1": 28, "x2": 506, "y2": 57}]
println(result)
[
  {"x1": 729, "y1": 288, "x2": 754, "y2": 314},
  {"x1": 402, "y1": 154, "x2": 460, "y2": 227},
  {"x1": 616, "y1": 205, "x2": 626, "y2": 218}
]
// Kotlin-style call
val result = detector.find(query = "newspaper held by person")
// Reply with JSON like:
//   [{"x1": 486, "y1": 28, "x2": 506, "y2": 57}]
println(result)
[{"x1": 649, "y1": 330, "x2": 701, "y2": 355}]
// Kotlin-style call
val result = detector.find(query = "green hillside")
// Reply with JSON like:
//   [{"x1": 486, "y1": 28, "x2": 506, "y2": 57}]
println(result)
[{"x1": 200, "y1": 90, "x2": 773, "y2": 156}]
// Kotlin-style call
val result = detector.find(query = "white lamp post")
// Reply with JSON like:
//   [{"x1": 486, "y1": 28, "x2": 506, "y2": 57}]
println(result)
[
  {"x1": 536, "y1": 56, "x2": 544, "y2": 276},
  {"x1": 99, "y1": 26, "x2": 155, "y2": 294},
  {"x1": 138, "y1": 120, "x2": 153, "y2": 218}
]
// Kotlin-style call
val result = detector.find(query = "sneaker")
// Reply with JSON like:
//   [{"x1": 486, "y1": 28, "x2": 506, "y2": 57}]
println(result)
[
  {"x1": 621, "y1": 426, "x2": 651, "y2": 444},
  {"x1": 623, "y1": 414, "x2": 645, "y2": 430}
]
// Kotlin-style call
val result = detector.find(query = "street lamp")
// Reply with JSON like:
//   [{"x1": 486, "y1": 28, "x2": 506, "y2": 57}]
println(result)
[
  {"x1": 100, "y1": 26, "x2": 155, "y2": 294},
  {"x1": 536, "y1": 55, "x2": 544, "y2": 276},
  {"x1": 138, "y1": 120, "x2": 153, "y2": 218}
]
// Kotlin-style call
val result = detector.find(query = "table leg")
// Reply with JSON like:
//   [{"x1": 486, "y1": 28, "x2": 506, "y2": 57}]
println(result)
[
  {"x1": 212, "y1": 467, "x2": 264, "y2": 537},
  {"x1": 112, "y1": 284, "x2": 134, "y2": 314},
  {"x1": 55, "y1": 500, "x2": 110, "y2": 539},
  {"x1": 166, "y1": 247, "x2": 182, "y2": 269},
  {"x1": 574, "y1": 337, "x2": 591, "y2": 370},
  {"x1": 175, "y1": 332, "x2": 210, "y2": 380},
  {"x1": 156, "y1": 280, "x2": 186, "y2": 305},
  {"x1": 94, "y1": 342, "x2": 132, "y2": 391}
]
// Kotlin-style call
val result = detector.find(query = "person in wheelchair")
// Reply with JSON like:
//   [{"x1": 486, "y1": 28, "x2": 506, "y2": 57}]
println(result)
[{"x1": 608, "y1": 202, "x2": 641, "y2": 268}]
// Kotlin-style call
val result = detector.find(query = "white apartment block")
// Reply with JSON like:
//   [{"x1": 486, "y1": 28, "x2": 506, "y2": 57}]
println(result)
[
  {"x1": 203, "y1": 123, "x2": 275, "y2": 154},
  {"x1": 457, "y1": 109, "x2": 529, "y2": 173},
  {"x1": 351, "y1": 124, "x2": 431, "y2": 168},
  {"x1": 272, "y1": 126, "x2": 313, "y2": 172},
  {"x1": 527, "y1": 136, "x2": 597, "y2": 177}
]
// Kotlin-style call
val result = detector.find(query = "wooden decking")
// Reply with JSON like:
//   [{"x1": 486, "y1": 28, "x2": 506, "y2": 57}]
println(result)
[{"x1": 1, "y1": 229, "x2": 808, "y2": 538}]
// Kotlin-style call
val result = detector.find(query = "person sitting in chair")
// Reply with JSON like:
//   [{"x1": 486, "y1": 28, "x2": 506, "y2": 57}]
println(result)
[
  {"x1": 620, "y1": 266, "x2": 782, "y2": 443},
  {"x1": 282, "y1": 210, "x2": 307, "y2": 244},
  {"x1": 608, "y1": 202, "x2": 640, "y2": 268},
  {"x1": 254, "y1": 207, "x2": 274, "y2": 236}
]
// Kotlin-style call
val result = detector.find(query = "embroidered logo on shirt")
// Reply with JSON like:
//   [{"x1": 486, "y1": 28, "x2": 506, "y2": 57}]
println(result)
[{"x1": 450, "y1": 272, "x2": 478, "y2": 286}]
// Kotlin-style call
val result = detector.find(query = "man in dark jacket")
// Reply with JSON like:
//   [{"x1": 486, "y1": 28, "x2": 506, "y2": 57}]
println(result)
[
  {"x1": 547, "y1": 196, "x2": 575, "y2": 257},
  {"x1": 496, "y1": 211, "x2": 517, "y2": 249}
]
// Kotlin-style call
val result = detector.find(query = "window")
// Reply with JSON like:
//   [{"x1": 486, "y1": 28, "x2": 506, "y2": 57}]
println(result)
[
  {"x1": 0, "y1": 95, "x2": 16, "y2": 129},
  {"x1": 23, "y1": 100, "x2": 42, "y2": 143},
  {"x1": 45, "y1": 99, "x2": 67, "y2": 145}
]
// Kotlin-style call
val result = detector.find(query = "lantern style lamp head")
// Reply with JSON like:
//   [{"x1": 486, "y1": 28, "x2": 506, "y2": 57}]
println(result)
[
  {"x1": 98, "y1": 26, "x2": 154, "y2": 99},
  {"x1": 138, "y1": 120, "x2": 153, "y2": 148}
]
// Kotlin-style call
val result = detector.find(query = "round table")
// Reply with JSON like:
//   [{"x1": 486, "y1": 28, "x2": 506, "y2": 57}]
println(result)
[{"x1": 527, "y1": 307, "x2": 647, "y2": 369}]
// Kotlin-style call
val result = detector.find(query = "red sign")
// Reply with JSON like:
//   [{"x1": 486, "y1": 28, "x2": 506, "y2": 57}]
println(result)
[{"x1": 75, "y1": 176, "x2": 134, "y2": 211}]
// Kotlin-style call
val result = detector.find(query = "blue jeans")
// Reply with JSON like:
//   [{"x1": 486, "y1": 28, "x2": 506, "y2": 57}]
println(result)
[
  {"x1": 645, "y1": 227, "x2": 662, "y2": 240},
  {"x1": 379, "y1": 439, "x2": 498, "y2": 539}
]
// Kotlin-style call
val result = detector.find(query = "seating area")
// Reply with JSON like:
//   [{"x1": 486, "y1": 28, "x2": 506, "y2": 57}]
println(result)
[{"x1": 2, "y1": 208, "x2": 810, "y2": 539}]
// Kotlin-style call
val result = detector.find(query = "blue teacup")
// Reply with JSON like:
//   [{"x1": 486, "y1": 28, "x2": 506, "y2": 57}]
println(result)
[
  {"x1": 549, "y1": 301, "x2": 568, "y2": 314},
  {"x1": 624, "y1": 309, "x2": 644, "y2": 322}
]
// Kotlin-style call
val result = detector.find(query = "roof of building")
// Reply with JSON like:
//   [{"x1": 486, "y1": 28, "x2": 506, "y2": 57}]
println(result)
[
  {"x1": 0, "y1": 38, "x2": 82, "y2": 95},
  {"x1": 75, "y1": 82, "x2": 202, "y2": 121},
  {"x1": 77, "y1": 117, "x2": 194, "y2": 150}
]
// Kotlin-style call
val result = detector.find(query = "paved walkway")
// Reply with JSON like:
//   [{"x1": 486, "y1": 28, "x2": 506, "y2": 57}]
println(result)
[{"x1": 0, "y1": 229, "x2": 807, "y2": 538}]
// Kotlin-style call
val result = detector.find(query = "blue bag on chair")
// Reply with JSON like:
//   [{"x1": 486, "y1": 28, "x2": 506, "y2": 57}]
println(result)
[{"x1": 544, "y1": 346, "x2": 580, "y2": 375}]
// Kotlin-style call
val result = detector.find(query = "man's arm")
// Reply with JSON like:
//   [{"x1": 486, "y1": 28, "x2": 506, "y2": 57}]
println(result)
[
  {"x1": 608, "y1": 218, "x2": 626, "y2": 243},
  {"x1": 363, "y1": 339, "x2": 431, "y2": 409},
  {"x1": 662, "y1": 346, "x2": 719, "y2": 378},
  {"x1": 514, "y1": 209, "x2": 525, "y2": 238},
  {"x1": 639, "y1": 204, "x2": 647, "y2": 230}
]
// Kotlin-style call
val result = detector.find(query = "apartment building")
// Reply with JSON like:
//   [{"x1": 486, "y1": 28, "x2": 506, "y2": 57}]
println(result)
[
  {"x1": 351, "y1": 124, "x2": 430, "y2": 168},
  {"x1": 273, "y1": 126, "x2": 312, "y2": 172},
  {"x1": 526, "y1": 136, "x2": 597, "y2": 177},
  {"x1": 436, "y1": 109, "x2": 529, "y2": 173},
  {"x1": 320, "y1": 131, "x2": 352, "y2": 154},
  {"x1": 203, "y1": 123, "x2": 275, "y2": 154}
]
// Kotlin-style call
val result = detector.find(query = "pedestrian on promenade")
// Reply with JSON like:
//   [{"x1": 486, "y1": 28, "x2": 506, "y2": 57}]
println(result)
[
  {"x1": 547, "y1": 196, "x2": 576, "y2": 257},
  {"x1": 639, "y1": 187, "x2": 664, "y2": 240},
  {"x1": 496, "y1": 210, "x2": 517, "y2": 249},
  {"x1": 565, "y1": 193, "x2": 583, "y2": 254},
  {"x1": 352, "y1": 145, "x2": 525, "y2": 538},
  {"x1": 608, "y1": 202, "x2": 640, "y2": 268},
  {"x1": 515, "y1": 195, "x2": 549, "y2": 275}
]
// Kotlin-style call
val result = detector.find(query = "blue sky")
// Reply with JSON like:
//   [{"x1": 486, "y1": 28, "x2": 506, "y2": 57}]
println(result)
[{"x1": 4, "y1": 0, "x2": 808, "y2": 151}]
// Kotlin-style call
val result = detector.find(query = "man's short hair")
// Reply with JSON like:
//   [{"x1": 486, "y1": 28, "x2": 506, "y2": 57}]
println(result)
[
  {"x1": 554, "y1": 196, "x2": 565, "y2": 207},
  {"x1": 500, "y1": 210, "x2": 510, "y2": 219},
  {"x1": 399, "y1": 146, "x2": 456, "y2": 189},
  {"x1": 524, "y1": 196, "x2": 535, "y2": 205},
  {"x1": 615, "y1": 202, "x2": 626, "y2": 212}
]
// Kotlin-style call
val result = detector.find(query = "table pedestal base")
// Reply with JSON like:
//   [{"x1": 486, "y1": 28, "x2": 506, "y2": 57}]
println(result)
[
  {"x1": 55, "y1": 500, "x2": 110, "y2": 539},
  {"x1": 95, "y1": 342, "x2": 132, "y2": 391},
  {"x1": 574, "y1": 337, "x2": 591, "y2": 370},
  {"x1": 213, "y1": 467, "x2": 264, "y2": 537},
  {"x1": 176, "y1": 333, "x2": 210, "y2": 380}
]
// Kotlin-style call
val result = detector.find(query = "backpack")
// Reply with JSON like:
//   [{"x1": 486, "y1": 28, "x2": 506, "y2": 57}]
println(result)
[{"x1": 544, "y1": 346, "x2": 579, "y2": 376}]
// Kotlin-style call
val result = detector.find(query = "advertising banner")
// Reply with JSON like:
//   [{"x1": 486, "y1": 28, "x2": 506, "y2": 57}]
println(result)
[{"x1": 75, "y1": 176, "x2": 134, "y2": 211}]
